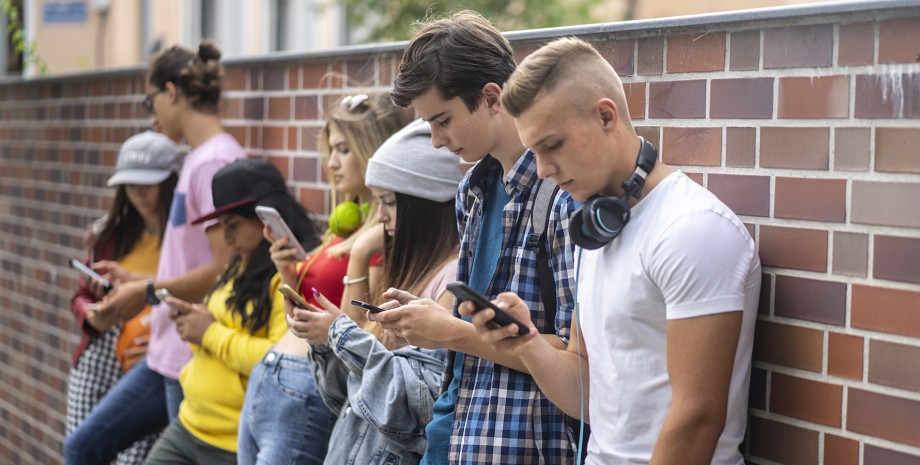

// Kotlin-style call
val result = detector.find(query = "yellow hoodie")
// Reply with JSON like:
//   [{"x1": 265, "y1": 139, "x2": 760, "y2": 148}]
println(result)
[{"x1": 178, "y1": 273, "x2": 287, "y2": 452}]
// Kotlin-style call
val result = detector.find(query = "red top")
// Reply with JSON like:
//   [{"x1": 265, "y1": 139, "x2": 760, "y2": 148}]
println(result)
[{"x1": 295, "y1": 236, "x2": 383, "y2": 306}]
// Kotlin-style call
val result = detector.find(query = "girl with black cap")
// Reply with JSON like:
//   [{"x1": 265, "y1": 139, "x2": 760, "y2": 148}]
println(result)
[{"x1": 142, "y1": 159, "x2": 321, "y2": 465}]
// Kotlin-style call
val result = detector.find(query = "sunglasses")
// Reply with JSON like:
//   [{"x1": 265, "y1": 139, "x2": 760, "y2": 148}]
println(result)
[
  {"x1": 141, "y1": 88, "x2": 164, "y2": 115},
  {"x1": 340, "y1": 93, "x2": 369, "y2": 113}
]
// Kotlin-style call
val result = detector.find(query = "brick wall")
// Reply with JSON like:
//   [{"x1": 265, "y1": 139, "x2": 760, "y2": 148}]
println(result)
[{"x1": 2, "y1": 2, "x2": 919, "y2": 464}]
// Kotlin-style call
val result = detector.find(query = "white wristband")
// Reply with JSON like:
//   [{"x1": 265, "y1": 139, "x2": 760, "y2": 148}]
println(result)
[{"x1": 342, "y1": 275, "x2": 368, "y2": 286}]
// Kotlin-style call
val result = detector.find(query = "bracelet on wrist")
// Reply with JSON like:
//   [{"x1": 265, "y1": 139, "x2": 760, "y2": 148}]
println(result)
[{"x1": 342, "y1": 275, "x2": 369, "y2": 286}]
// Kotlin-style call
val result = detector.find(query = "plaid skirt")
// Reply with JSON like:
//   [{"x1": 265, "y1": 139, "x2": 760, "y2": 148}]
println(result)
[{"x1": 66, "y1": 327, "x2": 158, "y2": 465}]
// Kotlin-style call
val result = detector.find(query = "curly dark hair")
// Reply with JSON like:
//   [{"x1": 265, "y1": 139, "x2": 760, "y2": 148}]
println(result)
[
  {"x1": 211, "y1": 193, "x2": 322, "y2": 334},
  {"x1": 148, "y1": 40, "x2": 223, "y2": 114}
]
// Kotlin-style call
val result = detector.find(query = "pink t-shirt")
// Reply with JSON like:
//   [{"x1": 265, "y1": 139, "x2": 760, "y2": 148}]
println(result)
[
  {"x1": 147, "y1": 133, "x2": 246, "y2": 379},
  {"x1": 419, "y1": 258, "x2": 458, "y2": 302}
]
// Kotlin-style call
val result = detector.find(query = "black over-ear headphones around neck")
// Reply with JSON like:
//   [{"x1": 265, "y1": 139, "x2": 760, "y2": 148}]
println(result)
[{"x1": 570, "y1": 137, "x2": 658, "y2": 250}]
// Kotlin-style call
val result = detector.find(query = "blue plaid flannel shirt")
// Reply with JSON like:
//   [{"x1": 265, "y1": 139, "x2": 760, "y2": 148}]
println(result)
[{"x1": 446, "y1": 150, "x2": 578, "y2": 464}]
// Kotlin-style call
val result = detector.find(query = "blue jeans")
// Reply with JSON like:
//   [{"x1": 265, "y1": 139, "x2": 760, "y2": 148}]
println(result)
[
  {"x1": 64, "y1": 359, "x2": 170, "y2": 465},
  {"x1": 237, "y1": 350, "x2": 336, "y2": 465}
]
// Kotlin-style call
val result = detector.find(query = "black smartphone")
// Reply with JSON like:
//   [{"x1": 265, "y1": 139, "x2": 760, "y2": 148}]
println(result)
[
  {"x1": 351, "y1": 299, "x2": 385, "y2": 314},
  {"x1": 69, "y1": 257, "x2": 113, "y2": 294},
  {"x1": 445, "y1": 282, "x2": 531, "y2": 335}
]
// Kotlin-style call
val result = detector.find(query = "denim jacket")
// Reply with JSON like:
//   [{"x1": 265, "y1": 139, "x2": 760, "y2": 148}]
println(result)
[{"x1": 312, "y1": 315, "x2": 446, "y2": 465}]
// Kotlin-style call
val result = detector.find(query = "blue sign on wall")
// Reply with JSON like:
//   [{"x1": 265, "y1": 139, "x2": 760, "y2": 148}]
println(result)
[{"x1": 43, "y1": 1, "x2": 88, "y2": 24}]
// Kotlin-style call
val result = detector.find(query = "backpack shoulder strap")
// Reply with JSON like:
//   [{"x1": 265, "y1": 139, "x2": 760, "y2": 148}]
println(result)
[{"x1": 527, "y1": 177, "x2": 559, "y2": 330}]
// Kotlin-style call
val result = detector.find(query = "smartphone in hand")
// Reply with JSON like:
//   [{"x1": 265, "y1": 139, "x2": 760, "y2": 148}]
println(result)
[
  {"x1": 154, "y1": 288, "x2": 171, "y2": 303},
  {"x1": 69, "y1": 258, "x2": 113, "y2": 294},
  {"x1": 255, "y1": 206, "x2": 308, "y2": 260},
  {"x1": 279, "y1": 284, "x2": 311, "y2": 310},
  {"x1": 351, "y1": 299, "x2": 385, "y2": 314},
  {"x1": 445, "y1": 282, "x2": 531, "y2": 335}
]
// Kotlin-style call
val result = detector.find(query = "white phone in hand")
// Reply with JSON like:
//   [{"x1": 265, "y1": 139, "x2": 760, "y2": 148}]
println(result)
[{"x1": 255, "y1": 205, "x2": 308, "y2": 260}]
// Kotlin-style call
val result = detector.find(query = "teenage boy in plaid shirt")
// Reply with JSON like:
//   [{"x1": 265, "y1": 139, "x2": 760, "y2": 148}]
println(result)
[{"x1": 370, "y1": 10, "x2": 578, "y2": 465}]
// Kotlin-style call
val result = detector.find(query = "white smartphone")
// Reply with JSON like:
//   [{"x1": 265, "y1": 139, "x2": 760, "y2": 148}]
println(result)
[
  {"x1": 68, "y1": 257, "x2": 113, "y2": 294},
  {"x1": 255, "y1": 205, "x2": 307, "y2": 260}
]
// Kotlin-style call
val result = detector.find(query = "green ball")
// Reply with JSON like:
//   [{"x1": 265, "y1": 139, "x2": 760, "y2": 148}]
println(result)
[{"x1": 329, "y1": 202, "x2": 364, "y2": 237}]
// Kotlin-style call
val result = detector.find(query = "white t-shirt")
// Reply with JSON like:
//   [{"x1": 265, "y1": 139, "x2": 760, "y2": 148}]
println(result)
[{"x1": 578, "y1": 171, "x2": 761, "y2": 465}]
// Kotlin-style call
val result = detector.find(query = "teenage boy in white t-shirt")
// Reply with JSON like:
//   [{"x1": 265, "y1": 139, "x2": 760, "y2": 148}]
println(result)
[{"x1": 464, "y1": 37, "x2": 761, "y2": 465}]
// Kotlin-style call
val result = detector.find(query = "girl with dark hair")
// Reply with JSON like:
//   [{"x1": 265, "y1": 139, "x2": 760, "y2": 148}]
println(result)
[
  {"x1": 67, "y1": 131, "x2": 180, "y2": 465},
  {"x1": 65, "y1": 40, "x2": 246, "y2": 465},
  {"x1": 142, "y1": 159, "x2": 321, "y2": 465},
  {"x1": 237, "y1": 92, "x2": 413, "y2": 465},
  {"x1": 285, "y1": 119, "x2": 464, "y2": 465}
]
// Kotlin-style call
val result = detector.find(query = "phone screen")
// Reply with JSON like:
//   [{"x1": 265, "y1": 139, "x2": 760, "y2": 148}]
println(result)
[{"x1": 445, "y1": 282, "x2": 531, "y2": 335}]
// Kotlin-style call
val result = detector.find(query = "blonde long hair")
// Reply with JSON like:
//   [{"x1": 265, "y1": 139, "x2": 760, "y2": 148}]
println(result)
[{"x1": 318, "y1": 92, "x2": 414, "y2": 257}]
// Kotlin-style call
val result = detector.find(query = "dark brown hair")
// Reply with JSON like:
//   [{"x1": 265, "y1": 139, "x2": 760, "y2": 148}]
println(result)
[
  {"x1": 391, "y1": 10, "x2": 515, "y2": 112},
  {"x1": 381, "y1": 192, "x2": 458, "y2": 299},
  {"x1": 148, "y1": 40, "x2": 223, "y2": 114},
  {"x1": 93, "y1": 174, "x2": 178, "y2": 260}
]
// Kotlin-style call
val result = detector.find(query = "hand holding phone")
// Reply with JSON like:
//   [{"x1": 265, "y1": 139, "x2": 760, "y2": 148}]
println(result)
[
  {"x1": 256, "y1": 206, "x2": 308, "y2": 260},
  {"x1": 351, "y1": 299, "x2": 385, "y2": 314},
  {"x1": 69, "y1": 257, "x2": 113, "y2": 294},
  {"x1": 279, "y1": 284, "x2": 311, "y2": 310},
  {"x1": 446, "y1": 282, "x2": 531, "y2": 335}
]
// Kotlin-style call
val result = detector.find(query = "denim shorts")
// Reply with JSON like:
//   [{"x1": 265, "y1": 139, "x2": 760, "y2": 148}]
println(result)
[{"x1": 237, "y1": 350, "x2": 336, "y2": 465}]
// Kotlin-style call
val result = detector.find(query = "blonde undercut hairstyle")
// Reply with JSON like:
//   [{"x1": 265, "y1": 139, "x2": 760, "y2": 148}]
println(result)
[{"x1": 502, "y1": 37, "x2": 607, "y2": 118}]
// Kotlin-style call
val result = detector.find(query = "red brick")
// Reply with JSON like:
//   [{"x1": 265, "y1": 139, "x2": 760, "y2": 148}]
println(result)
[
  {"x1": 292, "y1": 157, "x2": 319, "y2": 182},
  {"x1": 288, "y1": 65, "x2": 301, "y2": 89},
  {"x1": 287, "y1": 127, "x2": 298, "y2": 151},
  {"x1": 876, "y1": 127, "x2": 920, "y2": 174},
  {"x1": 838, "y1": 22, "x2": 874, "y2": 66},
  {"x1": 759, "y1": 225, "x2": 828, "y2": 273},
  {"x1": 834, "y1": 128, "x2": 870, "y2": 171},
  {"x1": 224, "y1": 67, "x2": 248, "y2": 91},
  {"x1": 267, "y1": 96, "x2": 291, "y2": 120},
  {"x1": 266, "y1": 155, "x2": 290, "y2": 180},
  {"x1": 760, "y1": 127, "x2": 829, "y2": 170},
  {"x1": 832, "y1": 232, "x2": 868, "y2": 278},
  {"x1": 749, "y1": 416, "x2": 818, "y2": 465},
  {"x1": 865, "y1": 445, "x2": 920, "y2": 465},
  {"x1": 661, "y1": 127, "x2": 720, "y2": 166},
  {"x1": 852, "y1": 181, "x2": 920, "y2": 228},
  {"x1": 302, "y1": 63, "x2": 331, "y2": 89},
  {"x1": 753, "y1": 321, "x2": 823, "y2": 372},
  {"x1": 852, "y1": 284, "x2": 920, "y2": 338},
  {"x1": 263, "y1": 126, "x2": 286, "y2": 151},
  {"x1": 707, "y1": 174, "x2": 770, "y2": 217},
  {"x1": 711, "y1": 78, "x2": 773, "y2": 119},
  {"x1": 377, "y1": 56, "x2": 395, "y2": 86},
  {"x1": 346, "y1": 59, "x2": 375, "y2": 86},
  {"x1": 666, "y1": 32, "x2": 726, "y2": 73},
  {"x1": 726, "y1": 128, "x2": 755, "y2": 168},
  {"x1": 869, "y1": 340, "x2": 920, "y2": 392},
  {"x1": 243, "y1": 97, "x2": 265, "y2": 120},
  {"x1": 298, "y1": 187, "x2": 328, "y2": 215},
  {"x1": 294, "y1": 95, "x2": 319, "y2": 121},
  {"x1": 623, "y1": 83, "x2": 645, "y2": 120},
  {"x1": 263, "y1": 65, "x2": 287, "y2": 91},
  {"x1": 774, "y1": 177, "x2": 845, "y2": 222},
  {"x1": 648, "y1": 80, "x2": 706, "y2": 118},
  {"x1": 729, "y1": 30, "x2": 760, "y2": 71},
  {"x1": 824, "y1": 434, "x2": 858, "y2": 465},
  {"x1": 778, "y1": 76, "x2": 849, "y2": 119},
  {"x1": 598, "y1": 39, "x2": 635, "y2": 76},
  {"x1": 878, "y1": 17, "x2": 920, "y2": 64},
  {"x1": 828, "y1": 332, "x2": 863, "y2": 380},
  {"x1": 770, "y1": 373, "x2": 842, "y2": 426},
  {"x1": 763, "y1": 24, "x2": 833, "y2": 69},
  {"x1": 774, "y1": 275, "x2": 846, "y2": 326},
  {"x1": 848, "y1": 388, "x2": 920, "y2": 447},
  {"x1": 637, "y1": 37, "x2": 663, "y2": 75},
  {"x1": 874, "y1": 235, "x2": 920, "y2": 284},
  {"x1": 854, "y1": 73, "x2": 920, "y2": 119}
]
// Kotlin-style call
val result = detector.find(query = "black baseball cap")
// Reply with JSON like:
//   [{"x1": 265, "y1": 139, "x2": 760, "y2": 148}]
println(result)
[{"x1": 191, "y1": 159, "x2": 288, "y2": 225}]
